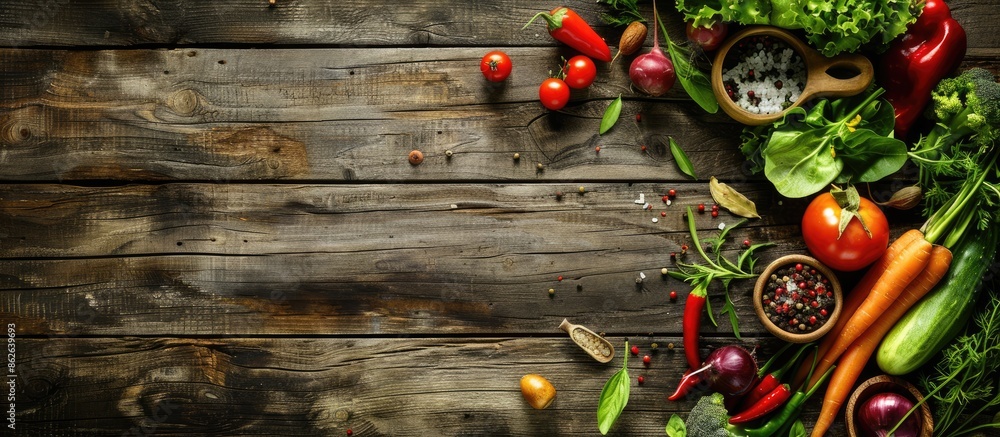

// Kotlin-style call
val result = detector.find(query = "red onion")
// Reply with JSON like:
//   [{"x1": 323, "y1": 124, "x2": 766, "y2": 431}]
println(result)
[
  {"x1": 858, "y1": 393, "x2": 922, "y2": 437},
  {"x1": 628, "y1": 1, "x2": 675, "y2": 96},
  {"x1": 694, "y1": 345, "x2": 759, "y2": 396}
]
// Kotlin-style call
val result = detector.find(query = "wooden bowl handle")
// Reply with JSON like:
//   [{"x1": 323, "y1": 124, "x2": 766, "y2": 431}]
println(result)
[{"x1": 803, "y1": 52, "x2": 874, "y2": 99}]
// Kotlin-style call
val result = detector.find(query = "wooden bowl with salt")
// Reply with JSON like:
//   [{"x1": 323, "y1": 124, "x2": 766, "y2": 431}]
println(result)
[{"x1": 711, "y1": 26, "x2": 875, "y2": 125}]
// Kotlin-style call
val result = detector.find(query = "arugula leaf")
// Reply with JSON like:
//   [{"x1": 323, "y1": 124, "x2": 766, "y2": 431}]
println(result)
[
  {"x1": 601, "y1": 95, "x2": 623, "y2": 135},
  {"x1": 597, "y1": 341, "x2": 630, "y2": 435}
]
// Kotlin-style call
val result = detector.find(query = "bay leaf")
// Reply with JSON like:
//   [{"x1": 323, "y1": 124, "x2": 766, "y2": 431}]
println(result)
[{"x1": 709, "y1": 176, "x2": 761, "y2": 219}]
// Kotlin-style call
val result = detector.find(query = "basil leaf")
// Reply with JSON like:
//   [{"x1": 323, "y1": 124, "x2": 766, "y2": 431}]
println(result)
[
  {"x1": 600, "y1": 95, "x2": 623, "y2": 135},
  {"x1": 669, "y1": 137, "x2": 698, "y2": 180},
  {"x1": 655, "y1": 10, "x2": 718, "y2": 114},
  {"x1": 597, "y1": 341, "x2": 630, "y2": 435},
  {"x1": 665, "y1": 414, "x2": 687, "y2": 437}
]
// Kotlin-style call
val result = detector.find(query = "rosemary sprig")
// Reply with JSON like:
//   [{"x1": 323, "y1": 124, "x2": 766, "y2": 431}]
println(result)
[{"x1": 668, "y1": 207, "x2": 774, "y2": 338}]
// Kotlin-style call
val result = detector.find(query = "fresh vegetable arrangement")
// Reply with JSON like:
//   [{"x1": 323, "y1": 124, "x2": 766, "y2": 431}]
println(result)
[{"x1": 508, "y1": 2, "x2": 1000, "y2": 436}]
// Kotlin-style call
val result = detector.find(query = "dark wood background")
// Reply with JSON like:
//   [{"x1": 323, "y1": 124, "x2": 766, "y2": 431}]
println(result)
[{"x1": 1, "y1": 1, "x2": 997, "y2": 435}]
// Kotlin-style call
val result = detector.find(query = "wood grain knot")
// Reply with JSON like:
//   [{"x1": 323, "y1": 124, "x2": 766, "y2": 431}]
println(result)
[
  {"x1": 167, "y1": 89, "x2": 201, "y2": 117},
  {"x1": 1, "y1": 117, "x2": 36, "y2": 145}
]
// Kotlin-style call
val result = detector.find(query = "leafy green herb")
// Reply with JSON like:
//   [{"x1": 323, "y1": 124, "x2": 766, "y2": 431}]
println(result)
[
  {"x1": 654, "y1": 8, "x2": 718, "y2": 114},
  {"x1": 752, "y1": 87, "x2": 907, "y2": 198},
  {"x1": 668, "y1": 207, "x2": 773, "y2": 336},
  {"x1": 665, "y1": 414, "x2": 687, "y2": 437},
  {"x1": 895, "y1": 292, "x2": 1000, "y2": 437},
  {"x1": 669, "y1": 137, "x2": 698, "y2": 179},
  {"x1": 597, "y1": 341, "x2": 630, "y2": 435},
  {"x1": 601, "y1": 95, "x2": 623, "y2": 135},
  {"x1": 598, "y1": 0, "x2": 646, "y2": 27}
]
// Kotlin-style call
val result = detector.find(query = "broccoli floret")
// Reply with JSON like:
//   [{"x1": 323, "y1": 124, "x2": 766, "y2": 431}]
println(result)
[
  {"x1": 927, "y1": 68, "x2": 1000, "y2": 146},
  {"x1": 684, "y1": 393, "x2": 746, "y2": 437}
]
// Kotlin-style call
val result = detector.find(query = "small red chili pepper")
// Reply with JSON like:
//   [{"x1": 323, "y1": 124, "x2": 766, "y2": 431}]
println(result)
[
  {"x1": 738, "y1": 373, "x2": 781, "y2": 411},
  {"x1": 523, "y1": 7, "x2": 612, "y2": 62},
  {"x1": 729, "y1": 384, "x2": 792, "y2": 424},
  {"x1": 880, "y1": 0, "x2": 967, "y2": 139},
  {"x1": 682, "y1": 284, "x2": 708, "y2": 369}
]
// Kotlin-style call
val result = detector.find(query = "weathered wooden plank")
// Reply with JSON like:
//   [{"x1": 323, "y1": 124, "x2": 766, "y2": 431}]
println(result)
[
  {"x1": 7, "y1": 336, "x2": 850, "y2": 436},
  {"x1": 0, "y1": 182, "x2": 844, "y2": 336},
  {"x1": 0, "y1": 46, "x2": 747, "y2": 182},
  {"x1": 0, "y1": 182, "x2": 922, "y2": 336},
  {"x1": 0, "y1": 0, "x2": 997, "y2": 51}
]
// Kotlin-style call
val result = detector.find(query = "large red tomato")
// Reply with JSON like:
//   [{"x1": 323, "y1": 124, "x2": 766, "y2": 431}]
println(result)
[{"x1": 801, "y1": 191, "x2": 890, "y2": 271}]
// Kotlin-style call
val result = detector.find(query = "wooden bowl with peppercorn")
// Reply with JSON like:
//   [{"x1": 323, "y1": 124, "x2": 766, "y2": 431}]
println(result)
[{"x1": 753, "y1": 254, "x2": 842, "y2": 343}]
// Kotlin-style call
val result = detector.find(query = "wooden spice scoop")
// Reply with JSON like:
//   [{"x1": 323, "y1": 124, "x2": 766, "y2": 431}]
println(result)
[
  {"x1": 711, "y1": 26, "x2": 875, "y2": 125},
  {"x1": 558, "y1": 319, "x2": 615, "y2": 363}
]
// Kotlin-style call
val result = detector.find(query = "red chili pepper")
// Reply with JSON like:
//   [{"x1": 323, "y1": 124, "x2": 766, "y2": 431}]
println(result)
[
  {"x1": 729, "y1": 384, "x2": 792, "y2": 424},
  {"x1": 738, "y1": 373, "x2": 781, "y2": 411},
  {"x1": 523, "y1": 7, "x2": 612, "y2": 62},
  {"x1": 880, "y1": 0, "x2": 967, "y2": 139},
  {"x1": 682, "y1": 285, "x2": 707, "y2": 369}
]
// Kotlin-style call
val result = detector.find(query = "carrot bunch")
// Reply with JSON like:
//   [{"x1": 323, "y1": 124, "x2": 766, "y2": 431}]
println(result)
[{"x1": 795, "y1": 229, "x2": 954, "y2": 437}]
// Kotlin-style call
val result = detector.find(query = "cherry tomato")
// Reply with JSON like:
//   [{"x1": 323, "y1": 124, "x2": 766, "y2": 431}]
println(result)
[
  {"x1": 801, "y1": 192, "x2": 890, "y2": 271},
  {"x1": 539, "y1": 78, "x2": 570, "y2": 110},
  {"x1": 685, "y1": 21, "x2": 728, "y2": 52},
  {"x1": 480, "y1": 51, "x2": 512, "y2": 82},
  {"x1": 563, "y1": 55, "x2": 597, "y2": 89}
]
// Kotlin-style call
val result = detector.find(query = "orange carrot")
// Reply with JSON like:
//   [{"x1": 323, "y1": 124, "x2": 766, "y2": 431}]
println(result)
[
  {"x1": 790, "y1": 229, "x2": 923, "y2": 389},
  {"x1": 806, "y1": 234, "x2": 933, "y2": 390},
  {"x1": 809, "y1": 244, "x2": 952, "y2": 436}
]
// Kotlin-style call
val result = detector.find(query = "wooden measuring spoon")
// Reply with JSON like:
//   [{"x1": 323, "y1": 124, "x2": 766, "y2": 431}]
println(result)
[
  {"x1": 711, "y1": 26, "x2": 874, "y2": 126},
  {"x1": 558, "y1": 319, "x2": 615, "y2": 363}
]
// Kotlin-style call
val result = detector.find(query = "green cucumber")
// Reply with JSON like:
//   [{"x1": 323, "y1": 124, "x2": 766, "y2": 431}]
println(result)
[{"x1": 876, "y1": 227, "x2": 1000, "y2": 375}]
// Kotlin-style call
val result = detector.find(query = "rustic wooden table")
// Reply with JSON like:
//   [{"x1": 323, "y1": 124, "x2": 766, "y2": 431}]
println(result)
[{"x1": 1, "y1": 1, "x2": 998, "y2": 435}]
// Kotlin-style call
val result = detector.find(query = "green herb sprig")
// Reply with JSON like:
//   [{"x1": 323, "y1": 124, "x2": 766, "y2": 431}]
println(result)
[{"x1": 668, "y1": 207, "x2": 773, "y2": 338}]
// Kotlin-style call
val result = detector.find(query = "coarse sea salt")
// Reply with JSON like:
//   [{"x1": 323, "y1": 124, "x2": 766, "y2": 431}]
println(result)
[{"x1": 721, "y1": 36, "x2": 807, "y2": 115}]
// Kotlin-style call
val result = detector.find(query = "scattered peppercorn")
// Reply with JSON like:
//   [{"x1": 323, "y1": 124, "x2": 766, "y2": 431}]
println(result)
[
  {"x1": 536, "y1": 162, "x2": 544, "y2": 170},
  {"x1": 631, "y1": 345, "x2": 640, "y2": 355},
  {"x1": 662, "y1": 195, "x2": 670, "y2": 203},
  {"x1": 668, "y1": 189, "x2": 677, "y2": 197},
  {"x1": 661, "y1": 211, "x2": 667, "y2": 217},
  {"x1": 698, "y1": 203, "x2": 705, "y2": 213},
  {"x1": 712, "y1": 204, "x2": 720, "y2": 212},
  {"x1": 711, "y1": 210, "x2": 719, "y2": 218},
  {"x1": 578, "y1": 186, "x2": 586, "y2": 194},
  {"x1": 661, "y1": 267, "x2": 669, "y2": 275},
  {"x1": 548, "y1": 288, "x2": 555, "y2": 297},
  {"x1": 635, "y1": 113, "x2": 642, "y2": 122},
  {"x1": 743, "y1": 239, "x2": 751, "y2": 247},
  {"x1": 681, "y1": 244, "x2": 689, "y2": 254},
  {"x1": 637, "y1": 375, "x2": 645, "y2": 385},
  {"x1": 669, "y1": 290, "x2": 678, "y2": 300},
  {"x1": 445, "y1": 150, "x2": 453, "y2": 158},
  {"x1": 513, "y1": 153, "x2": 520, "y2": 160},
  {"x1": 642, "y1": 355, "x2": 651, "y2": 366},
  {"x1": 641, "y1": 145, "x2": 648, "y2": 152},
  {"x1": 667, "y1": 342, "x2": 674, "y2": 350},
  {"x1": 346, "y1": 430, "x2": 353, "y2": 436},
  {"x1": 557, "y1": 276, "x2": 563, "y2": 282},
  {"x1": 555, "y1": 191, "x2": 563, "y2": 200},
  {"x1": 595, "y1": 146, "x2": 601, "y2": 153}
]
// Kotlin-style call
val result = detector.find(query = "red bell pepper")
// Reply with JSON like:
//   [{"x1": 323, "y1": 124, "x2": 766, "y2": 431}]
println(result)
[
  {"x1": 880, "y1": 0, "x2": 967, "y2": 140},
  {"x1": 524, "y1": 7, "x2": 612, "y2": 62}
]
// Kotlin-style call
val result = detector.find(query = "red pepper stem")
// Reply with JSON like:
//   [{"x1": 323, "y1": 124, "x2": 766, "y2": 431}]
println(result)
[{"x1": 521, "y1": 8, "x2": 566, "y2": 31}]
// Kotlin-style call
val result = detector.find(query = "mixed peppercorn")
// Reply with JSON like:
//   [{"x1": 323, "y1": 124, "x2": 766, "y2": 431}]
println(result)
[{"x1": 761, "y1": 263, "x2": 835, "y2": 333}]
